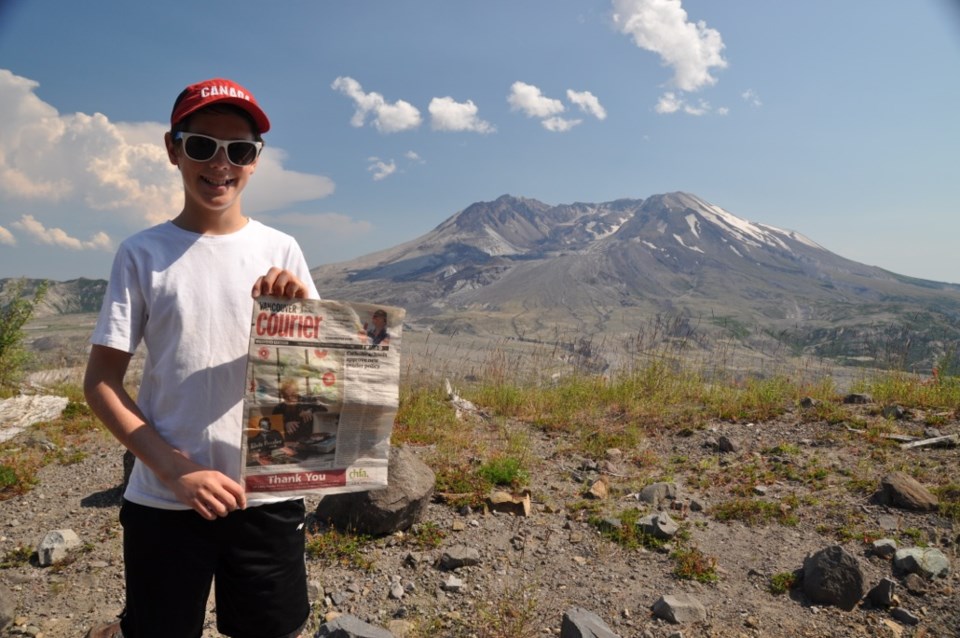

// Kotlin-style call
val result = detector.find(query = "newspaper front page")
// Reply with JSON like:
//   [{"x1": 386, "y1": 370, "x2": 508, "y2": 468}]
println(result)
[{"x1": 242, "y1": 297, "x2": 404, "y2": 498}]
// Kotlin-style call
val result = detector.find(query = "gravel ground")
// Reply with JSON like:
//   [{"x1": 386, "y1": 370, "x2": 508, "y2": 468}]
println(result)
[{"x1": 1, "y1": 396, "x2": 959, "y2": 638}]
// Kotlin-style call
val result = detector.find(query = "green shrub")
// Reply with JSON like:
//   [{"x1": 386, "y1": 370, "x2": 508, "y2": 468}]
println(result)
[
  {"x1": 477, "y1": 455, "x2": 528, "y2": 487},
  {"x1": 0, "y1": 279, "x2": 48, "y2": 388},
  {"x1": 769, "y1": 571, "x2": 797, "y2": 594}
]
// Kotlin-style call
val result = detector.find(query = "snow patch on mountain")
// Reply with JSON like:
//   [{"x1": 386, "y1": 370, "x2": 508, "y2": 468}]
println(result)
[
  {"x1": 760, "y1": 224, "x2": 824, "y2": 250},
  {"x1": 673, "y1": 234, "x2": 704, "y2": 253},
  {"x1": 699, "y1": 203, "x2": 789, "y2": 251}
]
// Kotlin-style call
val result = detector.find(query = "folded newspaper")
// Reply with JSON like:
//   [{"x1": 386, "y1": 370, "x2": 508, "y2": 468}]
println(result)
[{"x1": 242, "y1": 297, "x2": 405, "y2": 498}]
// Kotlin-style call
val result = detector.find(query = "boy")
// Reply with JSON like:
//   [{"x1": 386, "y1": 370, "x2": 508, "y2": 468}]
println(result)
[{"x1": 84, "y1": 78, "x2": 317, "y2": 638}]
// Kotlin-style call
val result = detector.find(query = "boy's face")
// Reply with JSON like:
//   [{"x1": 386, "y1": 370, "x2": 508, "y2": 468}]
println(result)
[{"x1": 165, "y1": 110, "x2": 259, "y2": 223}]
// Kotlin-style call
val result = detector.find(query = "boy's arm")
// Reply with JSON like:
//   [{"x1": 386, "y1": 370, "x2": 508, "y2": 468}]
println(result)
[{"x1": 83, "y1": 344, "x2": 247, "y2": 519}]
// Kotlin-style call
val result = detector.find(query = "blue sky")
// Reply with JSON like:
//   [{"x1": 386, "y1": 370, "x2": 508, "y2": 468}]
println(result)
[{"x1": 1, "y1": 1, "x2": 959, "y2": 283}]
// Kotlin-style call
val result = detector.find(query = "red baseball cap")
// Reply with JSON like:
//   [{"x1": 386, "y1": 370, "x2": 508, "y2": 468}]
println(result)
[{"x1": 170, "y1": 78, "x2": 270, "y2": 134}]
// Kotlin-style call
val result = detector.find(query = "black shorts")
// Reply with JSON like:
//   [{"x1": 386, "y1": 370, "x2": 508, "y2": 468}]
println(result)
[{"x1": 118, "y1": 499, "x2": 309, "y2": 638}]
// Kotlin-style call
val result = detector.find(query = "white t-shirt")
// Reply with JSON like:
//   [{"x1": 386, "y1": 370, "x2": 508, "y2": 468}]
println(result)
[{"x1": 90, "y1": 219, "x2": 320, "y2": 509}]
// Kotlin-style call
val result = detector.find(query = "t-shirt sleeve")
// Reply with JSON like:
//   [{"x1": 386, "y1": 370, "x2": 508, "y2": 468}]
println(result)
[{"x1": 89, "y1": 243, "x2": 147, "y2": 354}]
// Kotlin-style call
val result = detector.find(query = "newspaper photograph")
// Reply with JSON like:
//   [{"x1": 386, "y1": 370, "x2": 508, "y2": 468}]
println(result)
[{"x1": 242, "y1": 297, "x2": 405, "y2": 498}]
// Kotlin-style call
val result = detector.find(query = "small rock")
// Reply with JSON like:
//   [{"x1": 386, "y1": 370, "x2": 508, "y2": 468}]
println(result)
[
  {"x1": 651, "y1": 593, "x2": 707, "y2": 624},
  {"x1": 902, "y1": 572, "x2": 927, "y2": 594},
  {"x1": 315, "y1": 614, "x2": 394, "y2": 637},
  {"x1": 587, "y1": 477, "x2": 609, "y2": 500},
  {"x1": 560, "y1": 607, "x2": 619, "y2": 638},
  {"x1": 638, "y1": 482, "x2": 677, "y2": 507},
  {"x1": 438, "y1": 545, "x2": 480, "y2": 571},
  {"x1": 638, "y1": 512, "x2": 679, "y2": 540},
  {"x1": 872, "y1": 539, "x2": 897, "y2": 559},
  {"x1": 878, "y1": 473, "x2": 938, "y2": 512},
  {"x1": 36, "y1": 529, "x2": 81, "y2": 567},
  {"x1": 882, "y1": 405, "x2": 906, "y2": 420},
  {"x1": 487, "y1": 490, "x2": 531, "y2": 516},
  {"x1": 890, "y1": 607, "x2": 920, "y2": 626},
  {"x1": 718, "y1": 436, "x2": 738, "y2": 453},
  {"x1": 441, "y1": 575, "x2": 464, "y2": 592},
  {"x1": 867, "y1": 577, "x2": 897, "y2": 607}
]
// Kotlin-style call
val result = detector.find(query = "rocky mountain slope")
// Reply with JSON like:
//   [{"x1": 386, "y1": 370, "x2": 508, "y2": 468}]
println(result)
[{"x1": 310, "y1": 192, "x2": 960, "y2": 371}]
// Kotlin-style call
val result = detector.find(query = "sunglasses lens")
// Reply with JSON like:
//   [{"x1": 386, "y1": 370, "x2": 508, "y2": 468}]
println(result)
[
  {"x1": 183, "y1": 134, "x2": 217, "y2": 161},
  {"x1": 227, "y1": 142, "x2": 259, "y2": 166}
]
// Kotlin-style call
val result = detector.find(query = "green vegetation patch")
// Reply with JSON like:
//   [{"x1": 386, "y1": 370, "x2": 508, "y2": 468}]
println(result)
[
  {"x1": 304, "y1": 526, "x2": 374, "y2": 571},
  {"x1": 769, "y1": 571, "x2": 797, "y2": 595},
  {"x1": 712, "y1": 497, "x2": 798, "y2": 526}
]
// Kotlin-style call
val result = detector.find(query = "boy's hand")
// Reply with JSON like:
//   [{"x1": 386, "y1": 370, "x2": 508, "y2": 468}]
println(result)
[
  {"x1": 252, "y1": 267, "x2": 311, "y2": 299},
  {"x1": 164, "y1": 458, "x2": 247, "y2": 520}
]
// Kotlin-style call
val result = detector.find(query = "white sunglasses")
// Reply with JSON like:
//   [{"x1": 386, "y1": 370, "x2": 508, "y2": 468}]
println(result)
[{"x1": 174, "y1": 132, "x2": 264, "y2": 166}]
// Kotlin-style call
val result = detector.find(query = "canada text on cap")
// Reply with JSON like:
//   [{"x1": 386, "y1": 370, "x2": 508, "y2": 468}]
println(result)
[{"x1": 170, "y1": 78, "x2": 270, "y2": 133}]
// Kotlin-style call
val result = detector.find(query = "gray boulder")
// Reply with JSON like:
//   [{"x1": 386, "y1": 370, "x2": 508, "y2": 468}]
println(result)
[
  {"x1": 893, "y1": 547, "x2": 950, "y2": 579},
  {"x1": 802, "y1": 545, "x2": 865, "y2": 611},
  {"x1": 315, "y1": 446, "x2": 434, "y2": 535},
  {"x1": 560, "y1": 607, "x2": 620, "y2": 637}
]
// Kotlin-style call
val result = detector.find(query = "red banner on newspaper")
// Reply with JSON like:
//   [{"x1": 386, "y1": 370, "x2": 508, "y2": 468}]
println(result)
[{"x1": 245, "y1": 469, "x2": 347, "y2": 493}]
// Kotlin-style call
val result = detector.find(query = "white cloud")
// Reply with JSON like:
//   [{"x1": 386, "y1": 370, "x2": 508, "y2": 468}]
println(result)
[
  {"x1": 12, "y1": 214, "x2": 112, "y2": 251},
  {"x1": 0, "y1": 69, "x2": 336, "y2": 233},
  {"x1": 0, "y1": 70, "x2": 179, "y2": 222},
  {"x1": 742, "y1": 89, "x2": 763, "y2": 107},
  {"x1": 405, "y1": 150, "x2": 424, "y2": 163},
  {"x1": 654, "y1": 91, "x2": 716, "y2": 116},
  {"x1": 655, "y1": 92, "x2": 682, "y2": 114},
  {"x1": 262, "y1": 211, "x2": 373, "y2": 235},
  {"x1": 367, "y1": 157, "x2": 397, "y2": 181},
  {"x1": 0, "y1": 225, "x2": 14, "y2": 245},
  {"x1": 429, "y1": 97, "x2": 495, "y2": 134},
  {"x1": 507, "y1": 81, "x2": 565, "y2": 118},
  {"x1": 612, "y1": 0, "x2": 727, "y2": 92},
  {"x1": 243, "y1": 147, "x2": 336, "y2": 215},
  {"x1": 542, "y1": 117, "x2": 582, "y2": 132},
  {"x1": 567, "y1": 90, "x2": 607, "y2": 120},
  {"x1": 331, "y1": 76, "x2": 422, "y2": 133}
]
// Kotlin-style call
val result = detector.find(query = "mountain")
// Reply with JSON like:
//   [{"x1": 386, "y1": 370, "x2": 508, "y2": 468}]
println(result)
[
  {"x1": 7, "y1": 192, "x2": 960, "y2": 372},
  {"x1": 311, "y1": 192, "x2": 960, "y2": 371},
  {"x1": 0, "y1": 278, "x2": 107, "y2": 317}
]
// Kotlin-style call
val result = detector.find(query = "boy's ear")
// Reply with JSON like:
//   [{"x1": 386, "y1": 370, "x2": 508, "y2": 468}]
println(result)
[{"x1": 164, "y1": 132, "x2": 179, "y2": 166}]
